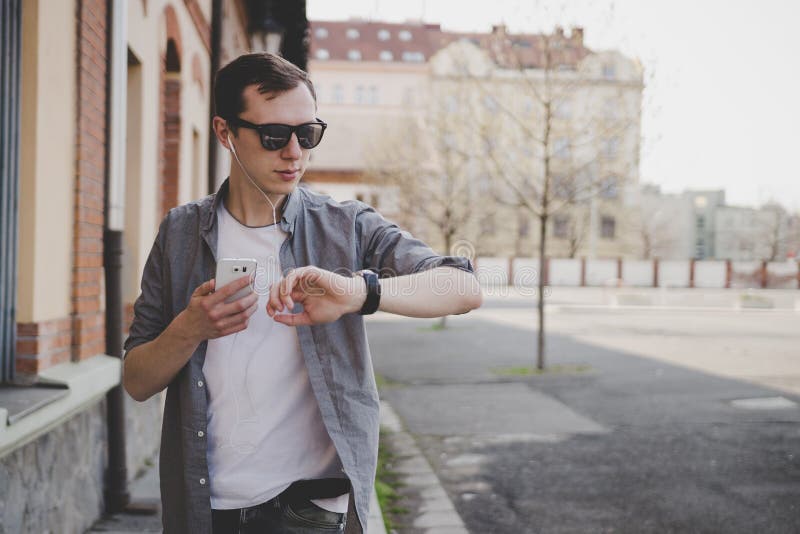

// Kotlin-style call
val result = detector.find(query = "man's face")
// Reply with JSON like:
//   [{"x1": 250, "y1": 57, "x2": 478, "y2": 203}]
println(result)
[{"x1": 228, "y1": 83, "x2": 317, "y2": 195}]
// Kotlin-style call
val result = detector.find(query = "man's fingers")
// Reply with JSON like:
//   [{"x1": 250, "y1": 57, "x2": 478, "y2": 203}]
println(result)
[
  {"x1": 214, "y1": 304, "x2": 253, "y2": 333},
  {"x1": 267, "y1": 282, "x2": 283, "y2": 316},
  {"x1": 273, "y1": 311, "x2": 311, "y2": 327},
  {"x1": 279, "y1": 270, "x2": 300, "y2": 309},
  {"x1": 209, "y1": 275, "x2": 251, "y2": 305},
  {"x1": 193, "y1": 279, "x2": 215, "y2": 297},
  {"x1": 213, "y1": 291, "x2": 258, "y2": 321}
]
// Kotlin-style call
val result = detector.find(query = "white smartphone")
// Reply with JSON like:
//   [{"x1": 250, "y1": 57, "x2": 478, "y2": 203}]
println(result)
[{"x1": 215, "y1": 258, "x2": 258, "y2": 304}]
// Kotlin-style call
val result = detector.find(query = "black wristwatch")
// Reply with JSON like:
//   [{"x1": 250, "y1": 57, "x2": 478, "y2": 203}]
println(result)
[{"x1": 355, "y1": 269, "x2": 381, "y2": 315}]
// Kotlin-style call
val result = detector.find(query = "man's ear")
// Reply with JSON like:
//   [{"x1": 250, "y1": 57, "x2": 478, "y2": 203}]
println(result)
[{"x1": 212, "y1": 116, "x2": 232, "y2": 149}]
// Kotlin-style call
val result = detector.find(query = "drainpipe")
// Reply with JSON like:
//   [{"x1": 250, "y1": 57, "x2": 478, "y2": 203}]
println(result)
[
  {"x1": 0, "y1": 0, "x2": 21, "y2": 384},
  {"x1": 207, "y1": 0, "x2": 223, "y2": 195},
  {"x1": 103, "y1": 0, "x2": 130, "y2": 513}
]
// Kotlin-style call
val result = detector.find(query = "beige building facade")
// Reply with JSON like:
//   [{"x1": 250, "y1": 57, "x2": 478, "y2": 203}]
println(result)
[{"x1": 305, "y1": 20, "x2": 644, "y2": 259}]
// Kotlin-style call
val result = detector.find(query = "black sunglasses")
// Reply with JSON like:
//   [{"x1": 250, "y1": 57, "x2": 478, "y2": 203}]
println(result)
[{"x1": 226, "y1": 117, "x2": 327, "y2": 150}]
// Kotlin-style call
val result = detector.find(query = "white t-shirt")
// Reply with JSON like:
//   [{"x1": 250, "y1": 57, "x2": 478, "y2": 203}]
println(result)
[{"x1": 203, "y1": 202, "x2": 348, "y2": 513}]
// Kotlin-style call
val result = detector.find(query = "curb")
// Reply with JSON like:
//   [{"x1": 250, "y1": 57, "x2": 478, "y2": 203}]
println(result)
[{"x1": 379, "y1": 400, "x2": 468, "y2": 534}]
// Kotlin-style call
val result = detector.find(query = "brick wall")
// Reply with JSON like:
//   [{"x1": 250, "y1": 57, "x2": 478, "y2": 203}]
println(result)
[
  {"x1": 159, "y1": 6, "x2": 183, "y2": 218},
  {"x1": 72, "y1": 0, "x2": 107, "y2": 361},
  {"x1": 161, "y1": 73, "x2": 182, "y2": 217},
  {"x1": 15, "y1": 319, "x2": 72, "y2": 376}
]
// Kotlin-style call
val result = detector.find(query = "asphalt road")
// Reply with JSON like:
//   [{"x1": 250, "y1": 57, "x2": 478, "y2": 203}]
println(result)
[{"x1": 367, "y1": 302, "x2": 800, "y2": 534}]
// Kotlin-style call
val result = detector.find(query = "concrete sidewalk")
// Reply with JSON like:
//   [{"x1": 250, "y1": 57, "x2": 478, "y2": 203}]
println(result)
[{"x1": 87, "y1": 463, "x2": 388, "y2": 534}]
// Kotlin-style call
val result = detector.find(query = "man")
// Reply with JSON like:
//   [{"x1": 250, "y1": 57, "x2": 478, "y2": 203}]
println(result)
[{"x1": 123, "y1": 53, "x2": 482, "y2": 534}]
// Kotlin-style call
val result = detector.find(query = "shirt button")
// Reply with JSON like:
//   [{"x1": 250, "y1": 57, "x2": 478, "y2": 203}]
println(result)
[
  {"x1": 197, "y1": 431, "x2": 204, "y2": 438},
  {"x1": 197, "y1": 380, "x2": 204, "y2": 388},
  {"x1": 199, "y1": 478, "x2": 206, "y2": 485}
]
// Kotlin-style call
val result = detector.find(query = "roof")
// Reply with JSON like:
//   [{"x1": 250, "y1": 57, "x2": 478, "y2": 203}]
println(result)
[{"x1": 308, "y1": 19, "x2": 592, "y2": 69}]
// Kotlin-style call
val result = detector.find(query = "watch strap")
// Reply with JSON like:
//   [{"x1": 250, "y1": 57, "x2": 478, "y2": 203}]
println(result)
[{"x1": 357, "y1": 270, "x2": 381, "y2": 315}]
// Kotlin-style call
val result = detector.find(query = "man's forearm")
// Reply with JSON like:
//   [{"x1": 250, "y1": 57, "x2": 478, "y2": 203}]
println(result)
[
  {"x1": 377, "y1": 267, "x2": 482, "y2": 317},
  {"x1": 123, "y1": 312, "x2": 200, "y2": 402}
]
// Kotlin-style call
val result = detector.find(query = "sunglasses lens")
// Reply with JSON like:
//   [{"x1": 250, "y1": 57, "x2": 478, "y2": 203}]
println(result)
[
  {"x1": 260, "y1": 125, "x2": 292, "y2": 150},
  {"x1": 297, "y1": 123, "x2": 325, "y2": 149}
]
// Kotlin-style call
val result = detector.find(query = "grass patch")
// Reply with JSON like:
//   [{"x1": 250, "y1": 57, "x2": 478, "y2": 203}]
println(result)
[
  {"x1": 375, "y1": 429, "x2": 407, "y2": 531},
  {"x1": 491, "y1": 364, "x2": 592, "y2": 376},
  {"x1": 417, "y1": 321, "x2": 447, "y2": 332},
  {"x1": 374, "y1": 373, "x2": 402, "y2": 390}
]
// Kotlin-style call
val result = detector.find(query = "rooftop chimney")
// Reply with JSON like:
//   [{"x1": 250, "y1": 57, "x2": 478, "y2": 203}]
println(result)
[{"x1": 571, "y1": 27, "x2": 584, "y2": 46}]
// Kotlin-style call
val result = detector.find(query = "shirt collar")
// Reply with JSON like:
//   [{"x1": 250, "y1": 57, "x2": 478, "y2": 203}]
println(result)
[{"x1": 203, "y1": 177, "x2": 301, "y2": 233}]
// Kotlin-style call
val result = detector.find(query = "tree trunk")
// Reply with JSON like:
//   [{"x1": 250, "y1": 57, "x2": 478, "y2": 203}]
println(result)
[
  {"x1": 439, "y1": 231, "x2": 453, "y2": 330},
  {"x1": 537, "y1": 215, "x2": 547, "y2": 370}
]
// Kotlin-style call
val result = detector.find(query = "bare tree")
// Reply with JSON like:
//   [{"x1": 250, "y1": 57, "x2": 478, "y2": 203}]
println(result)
[
  {"x1": 365, "y1": 82, "x2": 485, "y2": 327},
  {"x1": 439, "y1": 29, "x2": 643, "y2": 369}
]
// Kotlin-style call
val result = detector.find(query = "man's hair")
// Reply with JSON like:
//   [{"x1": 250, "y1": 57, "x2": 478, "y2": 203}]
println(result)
[{"x1": 214, "y1": 53, "x2": 316, "y2": 124}]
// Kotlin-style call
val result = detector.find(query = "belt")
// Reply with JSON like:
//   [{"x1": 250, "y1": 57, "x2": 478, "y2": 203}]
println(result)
[
  {"x1": 212, "y1": 477, "x2": 351, "y2": 516},
  {"x1": 283, "y1": 477, "x2": 351, "y2": 501}
]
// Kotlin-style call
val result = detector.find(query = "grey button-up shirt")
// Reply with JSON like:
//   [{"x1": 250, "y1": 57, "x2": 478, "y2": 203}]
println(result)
[{"x1": 124, "y1": 179, "x2": 473, "y2": 534}]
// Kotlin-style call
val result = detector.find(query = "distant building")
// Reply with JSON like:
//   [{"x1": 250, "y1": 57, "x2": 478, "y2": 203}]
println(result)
[
  {"x1": 305, "y1": 19, "x2": 643, "y2": 258},
  {"x1": 714, "y1": 203, "x2": 790, "y2": 261},
  {"x1": 634, "y1": 185, "x2": 793, "y2": 261}
]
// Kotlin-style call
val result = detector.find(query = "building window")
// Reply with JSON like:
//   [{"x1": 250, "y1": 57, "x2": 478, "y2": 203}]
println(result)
[
  {"x1": 347, "y1": 49, "x2": 362, "y2": 61},
  {"x1": 552, "y1": 174, "x2": 572, "y2": 200},
  {"x1": 369, "y1": 86, "x2": 379, "y2": 105},
  {"x1": 603, "y1": 98, "x2": 618, "y2": 119},
  {"x1": 332, "y1": 84, "x2": 343, "y2": 104},
  {"x1": 379, "y1": 50, "x2": 393, "y2": 61},
  {"x1": 554, "y1": 99, "x2": 571, "y2": 119},
  {"x1": 602, "y1": 63, "x2": 616, "y2": 79},
  {"x1": 371, "y1": 193, "x2": 380, "y2": 207},
  {"x1": 554, "y1": 138, "x2": 570, "y2": 159},
  {"x1": 522, "y1": 98, "x2": 534, "y2": 113},
  {"x1": 356, "y1": 193, "x2": 365, "y2": 202},
  {"x1": 315, "y1": 49, "x2": 330, "y2": 60},
  {"x1": 553, "y1": 215, "x2": 569, "y2": 238},
  {"x1": 401, "y1": 51, "x2": 424, "y2": 62},
  {"x1": 481, "y1": 214, "x2": 496, "y2": 235},
  {"x1": 398, "y1": 30, "x2": 412, "y2": 41},
  {"x1": 602, "y1": 137, "x2": 619, "y2": 159},
  {"x1": 355, "y1": 85, "x2": 364, "y2": 104},
  {"x1": 519, "y1": 213, "x2": 530, "y2": 237},
  {"x1": 696, "y1": 215, "x2": 705, "y2": 230},
  {"x1": 378, "y1": 29, "x2": 390, "y2": 41},
  {"x1": 346, "y1": 28, "x2": 360, "y2": 39},
  {"x1": 600, "y1": 176, "x2": 618, "y2": 198},
  {"x1": 402, "y1": 87, "x2": 414, "y2": 106},
  {"x1": 315, "y1": 27, "x2": 329, "y2": 39},
  {"x1": 601, "y1": 216, "x2": 616, "y2": 239}
]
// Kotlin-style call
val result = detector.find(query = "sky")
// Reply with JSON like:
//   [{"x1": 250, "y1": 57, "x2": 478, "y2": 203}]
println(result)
[{"x1": 307, "y1": 0, "x2": 800, "y2": 211}]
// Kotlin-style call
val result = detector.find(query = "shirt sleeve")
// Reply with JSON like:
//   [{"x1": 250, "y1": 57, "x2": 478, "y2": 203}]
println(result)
[
  {"x1": 355, "y1": 204, "x2": 474, "y2": 277},
  {"x1": 123, "y1": 222, "x2": 168, "y2": 357}
]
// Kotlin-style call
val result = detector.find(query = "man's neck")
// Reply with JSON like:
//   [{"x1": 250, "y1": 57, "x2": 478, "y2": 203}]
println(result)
[{"x1": 225, "y1": 176, "x2": 287, "y2": 227}]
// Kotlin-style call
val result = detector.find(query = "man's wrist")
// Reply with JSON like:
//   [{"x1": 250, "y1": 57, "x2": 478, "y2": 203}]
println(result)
[
  {"x1": 349, "y1": 274, "x2": 368, "y2": 314},
  {"x1": 170, "y1": 311, "x2": 203, "y2": 349}
]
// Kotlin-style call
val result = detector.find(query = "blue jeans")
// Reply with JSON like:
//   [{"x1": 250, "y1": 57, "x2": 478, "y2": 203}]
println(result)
[{"x1": 211, "y1": 493, "x2": 347, "y2": 534}]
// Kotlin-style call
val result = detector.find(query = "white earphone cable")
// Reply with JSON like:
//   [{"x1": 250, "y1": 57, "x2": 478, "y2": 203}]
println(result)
[{"x1": 227, "y1": 133, "x2": 279, "y2": 228}]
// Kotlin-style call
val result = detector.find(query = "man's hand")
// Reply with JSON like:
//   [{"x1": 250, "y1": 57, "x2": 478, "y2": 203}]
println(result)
[
  {"x1": 177, "y1": 276, "x2": 259, "y2": 343},
  {"x1": 267, "y1": 267, "x2": 367, "y2": 326}
]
